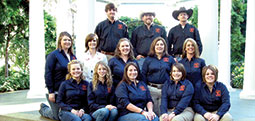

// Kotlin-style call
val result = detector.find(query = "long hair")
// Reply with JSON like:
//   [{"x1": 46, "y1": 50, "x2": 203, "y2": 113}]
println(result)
[
  {"x1": 148, "y1": 37, "x2": 169, "y2": 57},
  {"x1": 57, "y1": 31, "x2": 74, "y2": 55},
  {"x1": 182, "y1": 38, "x2": 200, "y2": 58},
  {"x1": 92, "y1": 61, "x2": 113, "y2": 91},
  {"x1": 85, "y1": 33, "x2": 99, "y2": 52},
  {"x1": 66, "y1": 60, "x2": 85, "y2": 80},
  {"x1": 120, "y1": 62, "x2": 140, "y2": 85},
  {"x1": 114, "y1": 38, "x2": 135, "y2": 60}
]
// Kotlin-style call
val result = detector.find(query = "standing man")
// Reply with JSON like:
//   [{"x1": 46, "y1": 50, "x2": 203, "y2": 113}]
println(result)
[
  {"x1": 131, "y1": 11, "x2": 167, "y2": 69},
  {"x1": 95, "y1": 3, "x2": 129, "y2": 59},
  {"x1": 168, "y1": 7, "x2": 202, "y2": 60}
]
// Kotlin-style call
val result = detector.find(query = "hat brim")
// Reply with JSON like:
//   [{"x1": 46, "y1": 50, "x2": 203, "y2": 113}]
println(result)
[
  {"x1": 172, "y1": 9, "x2": 193, "y2": 21},
  {"x1": 140, "y1": 12, "x2": 156, "y2": 19}
]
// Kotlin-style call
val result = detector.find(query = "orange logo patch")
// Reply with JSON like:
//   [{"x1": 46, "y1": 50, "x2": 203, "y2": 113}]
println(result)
[
  {"x1": 155, "y1": 28, "x2": 160, "y2": 33},
  {"x1": 215, "y1": 90, "x2": 221, "y2": 97},
  {"x1": 107, "y1": 87, "x2": 111, "y2": 93},
  {"x1": 72, "y1": 56, "x2": 76, "y2": 60},
  {"x1": 193, "y1": 63, "x2": 199, "y2": 68},
  {"x1": 179, "y1": 85, "x2": 185, "y2": 91},
  {"x1": 140, "y1": 86, "x2": 146, "y2": 91},
  {"x1": 118, "y1": 24, "x2": 123, "y2": 29},
  {"x1": 163, "y1": 57, "x2": 169, "y2": 62},
  {"x1": 82, "y1": 85, "x2": 87, "y2": 90},
  {"x1": 190, "y1": 28, "x2": 194, "y2": 32}
]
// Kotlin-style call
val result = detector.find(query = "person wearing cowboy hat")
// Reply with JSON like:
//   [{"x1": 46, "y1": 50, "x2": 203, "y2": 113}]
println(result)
[
  {"x1": 131, "y1": 11, "x2": 167, "y2": 71},
  {"x1": 167, "y1": 7, "x2": 203, "y2": 60}
]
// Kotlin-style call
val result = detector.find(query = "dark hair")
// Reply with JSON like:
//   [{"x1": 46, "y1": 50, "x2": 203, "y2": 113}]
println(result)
[
  {"x1": 57, "y1": 31, "x2": 74, "y2": 55},
  {"x1": 114, "y1": 38, "x2": 135, "y2": 60},
  {"x1": 105, "y1": 3, "x2": 117, "y2": 12},
  {"x1": 148, "y1": 37, "x2": 169, "y2": 57},
  {"x1": 120, "y1": 62, "x2": 140, "y2": 85},
  {"x1": 85, "y1": 33, "x2": 99, "y2": 52},
  {"x1": 202, "y1": 65, "x2": 218, "y2": 83},
  {"x1": 170, "y1": 63, "x2": 186, "y2": 80}
]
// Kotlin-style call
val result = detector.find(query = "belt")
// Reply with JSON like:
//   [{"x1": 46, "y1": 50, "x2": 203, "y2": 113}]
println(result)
[
  {"x1": 101, "y1": 51, "x2": 114, "y2": 56},
  {"x1": 148, "y1": 82, "x2": 163, "y2": 89}
]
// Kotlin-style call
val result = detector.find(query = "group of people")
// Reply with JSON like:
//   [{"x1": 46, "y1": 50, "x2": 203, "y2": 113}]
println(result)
[{"x1": 38, "y1": 2, "x2": 232, "y2": 121}]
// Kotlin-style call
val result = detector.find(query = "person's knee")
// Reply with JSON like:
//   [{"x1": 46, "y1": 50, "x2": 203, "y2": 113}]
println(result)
[
  {"x1": 194, "y1": 113, "x2": 206, "y2": 121},
  {"x1": 110, "y1": 108, "x2": 118, "y2": 116},
  {"x1": 220, "y1": 113, "x2": 233, "y2": 121},
  {"x1": 98, "y1": 108, "x2": 110, "y2": 117}
]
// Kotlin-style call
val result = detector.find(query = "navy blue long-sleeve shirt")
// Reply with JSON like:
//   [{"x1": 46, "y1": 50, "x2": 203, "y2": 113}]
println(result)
[
  {"x1": 45, "y1": 50, "x2": 76, "y2": 93},
  {"x1": 142, "y1": 55, "x2": 175, "y2": 84},
  {"x1": 131, "y1": 24, "x2": 167, "y2": 57},
  {"x1": 87, "y1": 81, "x2": 115, "y2": 115},
  {"x1": 168, "y1": 23, "x2": 202, "y2": 55},
  {"x1": 160, "y1": 79, "x2": 194, "y2": 115},
  {"x1": 108, "y1": 57, "x2": 139, "y2": 86},
  {"x1": 115, "y1": 81, "x2": 153, "y2": 116},
  {"x1": 193, "y1": 82, "x2": 230, "y2": 118},
  {"x1": 179, "y1": 57, "x2": 206, "y2": 87},
  {"x1": 57, "y1": 78, "x2": 89, "y2": 113},
  {"x1": 95, "y1": 19, "x2": 129, "y2": 52}
]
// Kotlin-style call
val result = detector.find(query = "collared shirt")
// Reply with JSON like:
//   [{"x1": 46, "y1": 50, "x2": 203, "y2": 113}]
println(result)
[
  {"x1": 82, "y1": 51, "x2": 108, "y2": 82},
  {"x1": 95, "y1": 19, "x2": 129, "y2": 52},
  {"x1": 115, "y1": 81, "x2": 153, "y2": 116},
  {"x1": 131, "y1": 24, "x2": 167, "y2": 57},
  {"x1": 45, "y1": 50, "x2": 76, "y2": 93},
  {"x1": 87, "y1": 81, "x2": 115, "y2": 115},
  {"x1": 57, "y1": 78, "x2": 89, "y2": 113},
  {"x1": 142, "y1": 55, "x2": 175, "y2": 84},
  {"x1": 160, "y1": 79, "x2": 194, "y2": 115},
  {"x1": 179, "y1": 57, "x2": 206, "y2": 87},
  {"x1": 168, "y1": 23, "x2": 202, "y2": 55},
  {"x1": 193, "y1": 82, "x2": 230, "y2": 118},
  {"x1": 108, "y1": 57, "x2": 139, "y2": 86}
]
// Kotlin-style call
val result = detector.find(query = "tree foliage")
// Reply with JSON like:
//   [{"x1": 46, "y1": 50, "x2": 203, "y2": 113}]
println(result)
[{"x1": 44, "y1": 11, "x2": 57, "y2": 56}]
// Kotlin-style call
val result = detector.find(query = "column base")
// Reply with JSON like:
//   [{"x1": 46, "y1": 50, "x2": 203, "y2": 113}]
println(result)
[{"x1": 240, "y1": 89, "x2": 255, "y2": 100}]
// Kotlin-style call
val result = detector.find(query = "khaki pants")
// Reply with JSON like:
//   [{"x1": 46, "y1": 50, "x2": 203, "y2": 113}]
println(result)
[
  {"x1": 159, "y1": 107, "x2": 194, "y2": 121},
  {"x1": 148, "y1": 86, "x2": 161, "y2": 116},
  {"x1": 194, "y1": 111, "x2": 232, "y2": 121}
]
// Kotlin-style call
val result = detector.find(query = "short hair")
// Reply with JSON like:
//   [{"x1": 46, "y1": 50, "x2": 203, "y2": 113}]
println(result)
[
  {"x1": 105, "y1": 3, "x2": 117, "y2": 12},
  {"x1": 57, "y1": 31, "x2": 74, "y2": 55},
  {"x1": 182, "y1": 38, "x2": 200, "y2": 58},
  {"x1": 66, "y1": 60, "x2": 85, "y2": 80},
  {"x1": 85, "y1": 33, "x2": 99, "y2": 52},
  {"x1": 114, "y1": 38, "x2": 135, "y2": 60},
  {"x1": 202, "y1": 65, "x2": 218, "y2": 83},
  {"x1": 170, "y1": 63, "x2": 186, "y2": 81},
  {"x1": 148, "y1": 37, "x2": 169, "y2": 57},
  {"x1": 121, "y1": 62, "x2": 140, "y2": 85}
]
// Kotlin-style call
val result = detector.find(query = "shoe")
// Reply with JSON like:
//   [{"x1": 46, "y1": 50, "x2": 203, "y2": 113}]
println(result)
[{"x1": 39, "y1": 103, "x2": 49, "y2": 115}]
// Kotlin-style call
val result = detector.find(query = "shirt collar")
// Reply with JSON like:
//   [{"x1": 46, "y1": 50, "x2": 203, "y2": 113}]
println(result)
[{"x1": 183, "y1": 57, "x2": 195, "y2": 62}]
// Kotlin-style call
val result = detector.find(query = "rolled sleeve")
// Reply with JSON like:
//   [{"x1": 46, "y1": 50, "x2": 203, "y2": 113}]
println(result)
[{"x1": 115, "y1": 82, "x2": 131, "y2": 108}]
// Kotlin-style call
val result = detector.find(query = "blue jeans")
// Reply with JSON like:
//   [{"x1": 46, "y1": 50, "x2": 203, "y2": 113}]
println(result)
[
  {"x1": 59, "y1": 110, "x2": 92, "y2": 121},
  {"x1": 40, "y1": 94, "x2": 60, "y2": 120},
  {"x1": 92, "y1": 108, "x2": 118, "y2": 121},
  {"x1": 118, "y1": 113, "x2": 159, "y2": 121},
  {"x1": 137, "y1": 57, "x2": 145, "y2": 71}
]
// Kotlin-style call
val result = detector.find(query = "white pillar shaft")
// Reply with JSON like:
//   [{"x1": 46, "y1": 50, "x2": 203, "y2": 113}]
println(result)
[
  {"x1": 218, "y1": 0, "x2": 232, "y2": 89},
  {"x1": 240, "y1": 0, "x2": 255, "y2": 99},
  {"x1": 198, "y1": 0, "x2": 218, "y2": 66},
  {"x1": 27, "y1": 0, "x2": 46, "y2": 98},
  {"x1": 75, "y1": 0, "x2": 96, "y2": 59}
]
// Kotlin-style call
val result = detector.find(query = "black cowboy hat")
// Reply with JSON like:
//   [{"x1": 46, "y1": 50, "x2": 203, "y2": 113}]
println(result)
[
  {"x1": 140, "y1": 11, "x2": 156, "y2": 19},
  {"x1": 172, "y1": 7, "x2": 193, "y2": 20}
]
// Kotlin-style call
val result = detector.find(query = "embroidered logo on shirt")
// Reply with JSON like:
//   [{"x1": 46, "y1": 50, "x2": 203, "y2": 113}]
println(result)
[
  {"x1": 163, "y1": 57, "x2": 169, "y2": 62},
  {"x1": 193, "y1": 63, "x2": 200, "y2": 68},
  {"x1": 190, "y1": 28, "x2": 194, "y2": 32},
  {"x1": 118, "y1": 24, "x2": 123, "y2": 29},
  {"x1": 107, "y1": 87, "x2": 111, "y2": 93},
  {"x1": 140, "y1": 86, "x2": 146, "y2": 91},
  {"x1": 155, "y1": 28, "x2": 160, "y2": 33},
  {"x1": 179, "y1": 85, "x2": 185, "y2": 91},
  {"x1": 215, "y1": 90, "x2": 221, "y2": 97},
  {"x1": 82, "y1": 85, "x2": 87, "y2": 90}
]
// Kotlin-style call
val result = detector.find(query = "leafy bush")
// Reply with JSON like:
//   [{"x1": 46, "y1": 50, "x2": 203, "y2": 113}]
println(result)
[{"x1": 231, "y1": 62, "x2": 244, "y2": 88}]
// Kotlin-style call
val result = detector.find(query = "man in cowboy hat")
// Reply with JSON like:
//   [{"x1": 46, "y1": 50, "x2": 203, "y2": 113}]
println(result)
[
  {"x1": 168, "y1": 7, "x2": 203, "y2": 58},
  {"x1": 131, "y1": 11, "x2": 167, "y2": 69}
]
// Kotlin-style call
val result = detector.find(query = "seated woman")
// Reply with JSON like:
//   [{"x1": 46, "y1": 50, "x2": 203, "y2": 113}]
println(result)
[
  {"x1": 160, "y1": 63, "x2": 194, "y2": 121},
  {"x1": 57, "y1": 60, "x2": 92, "y2": 121},
  {"x1": 115, "y1": 62, "x2": 159, "y2": 121},
  {"x1": 87, "y1": 61, "x2": 118, "y2": 121},
  {"x1": 193, "y1": 65, "x2": 232, "y2": 121}
]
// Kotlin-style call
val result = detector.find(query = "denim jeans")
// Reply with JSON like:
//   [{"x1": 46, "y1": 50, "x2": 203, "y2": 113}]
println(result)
[
  {"x1": 39, "y1": 94, "x2": 60, "y2": 120},
  {"x1": 92, "y1": 108, "x2": 118, "y2": 121},
  {"x1": 117, "y1": 113, "x2": 159, "y2": 121},
  {"x1": 137, "y1": 57, "x2": 145, "y2": 71},
  {"x1": 59, "y1": 110, "x2": 92, "y2": 121}
]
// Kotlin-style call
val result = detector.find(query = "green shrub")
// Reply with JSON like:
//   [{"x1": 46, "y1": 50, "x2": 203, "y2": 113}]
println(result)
[{"x1": 231, "y1": 62, "x2": 244, "y2": 88}]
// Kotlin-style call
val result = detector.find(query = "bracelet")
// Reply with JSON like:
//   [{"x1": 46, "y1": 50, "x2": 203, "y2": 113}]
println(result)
[{"x1": 140, "y1": 109, "x2": 144, "y2": 114}]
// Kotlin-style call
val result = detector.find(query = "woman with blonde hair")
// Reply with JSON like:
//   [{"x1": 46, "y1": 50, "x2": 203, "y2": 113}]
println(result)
[{"x1": 88, "y1": 61, "x2": 118, "y2": 121}]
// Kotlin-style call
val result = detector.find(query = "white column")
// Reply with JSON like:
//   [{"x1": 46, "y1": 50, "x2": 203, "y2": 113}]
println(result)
[
  {"x1": 240, "y1": 0, "x2": 255, "y2": 100},
  {"x1": 74, "y1": 0, "x2": 96, "y2": 59},
  {"x1": 27, "y1": 0, "x2": 46, "y2": 98},
  {"x1": 218, "y1": 0, "x2": 232, "y2": 90},
  {"x1": 198, "y1": 0, "x2": 218, "y2": 66}
]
